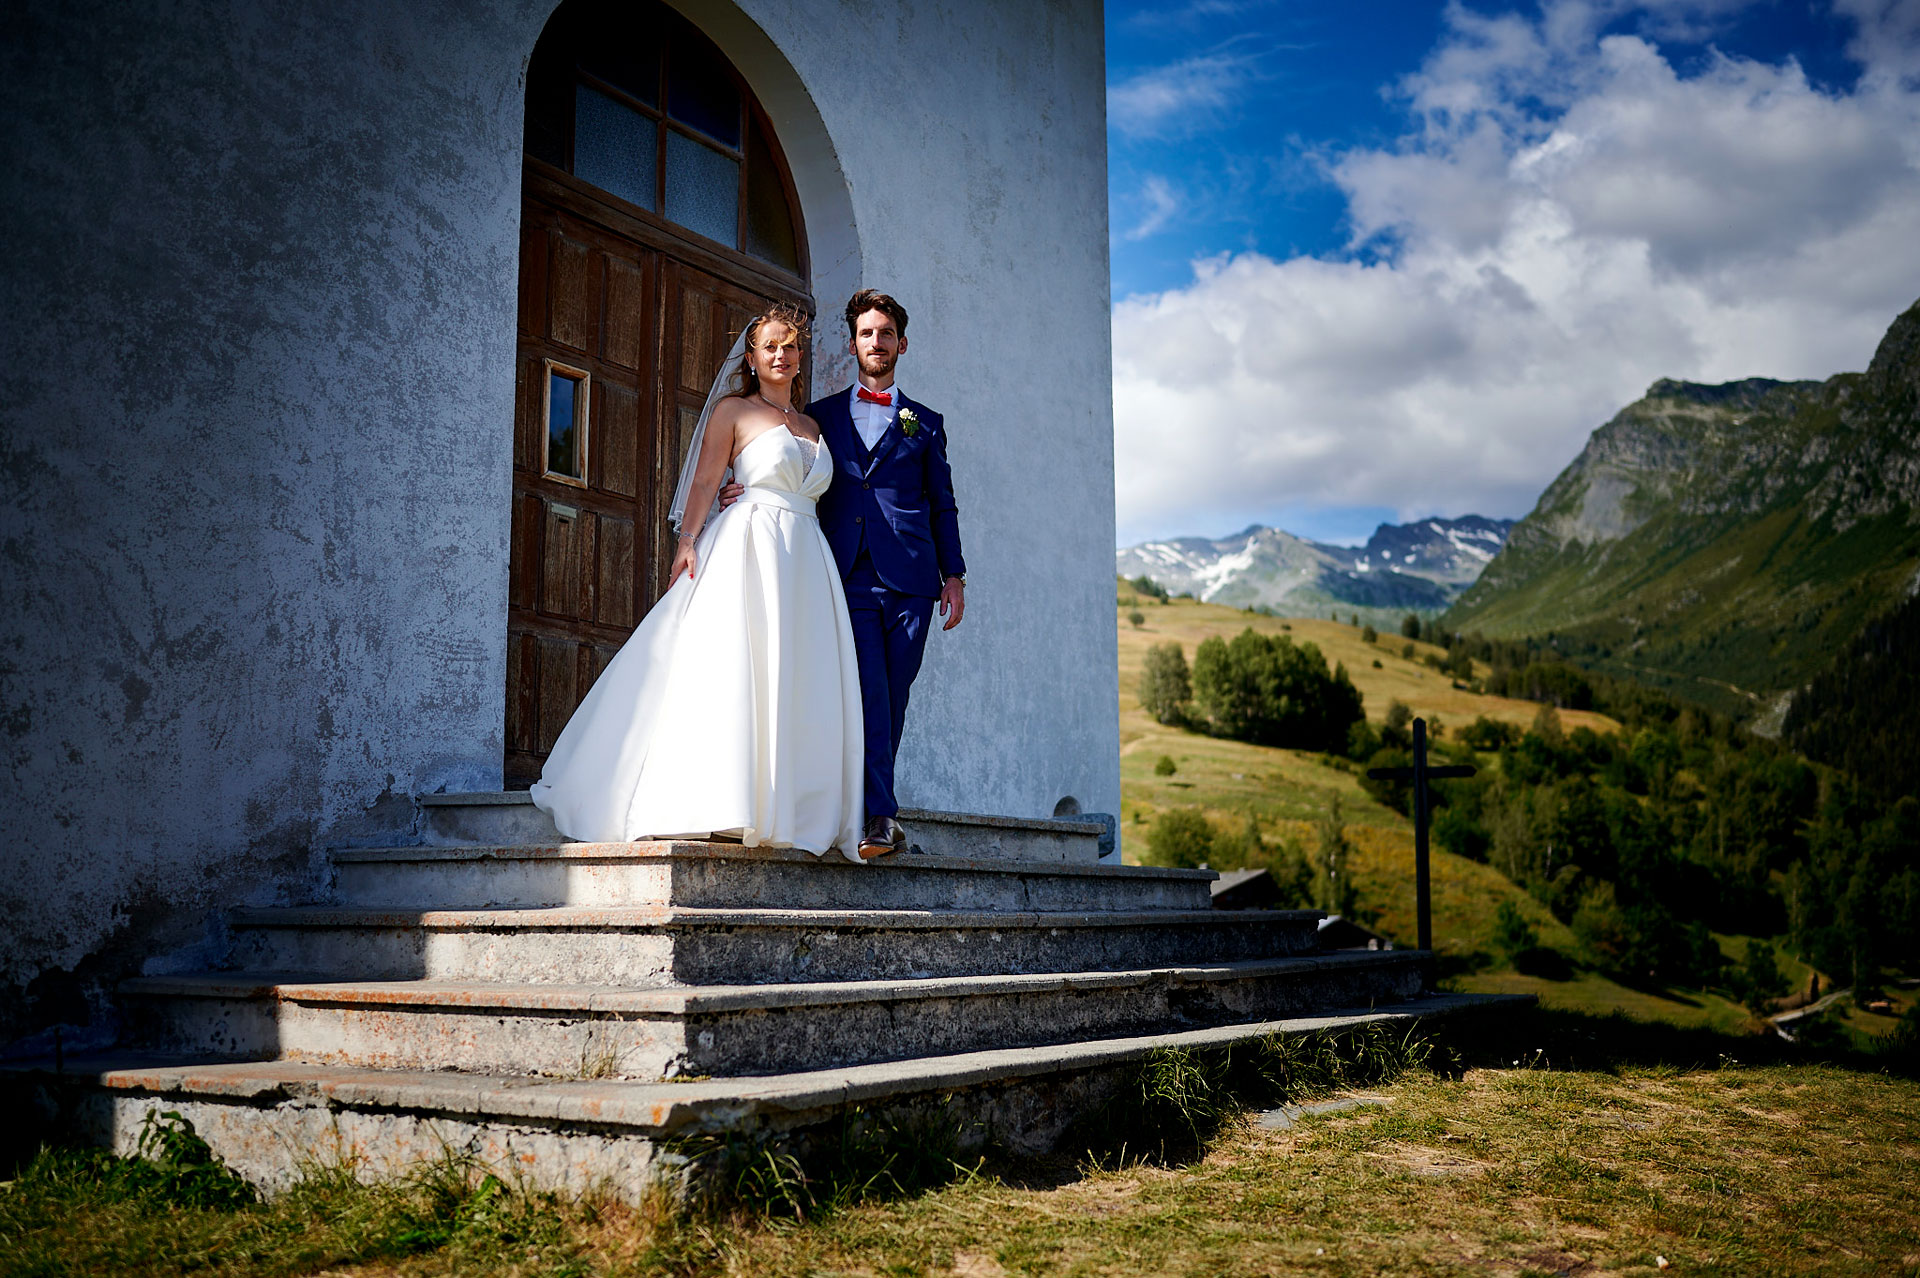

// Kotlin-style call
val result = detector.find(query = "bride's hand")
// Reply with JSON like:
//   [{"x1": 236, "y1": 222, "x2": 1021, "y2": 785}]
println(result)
[{"x1": 669, "y1": 537, "x2": 698, "y2": 584}]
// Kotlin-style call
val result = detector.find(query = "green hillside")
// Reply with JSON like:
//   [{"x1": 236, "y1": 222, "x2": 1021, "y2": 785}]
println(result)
[
  {"x1": 1114, "y1": 601, "x2": 1827, "y2": 1035},
  {"x1": 1444, "y1": 298, "x2": 1920, "y2": 720}
]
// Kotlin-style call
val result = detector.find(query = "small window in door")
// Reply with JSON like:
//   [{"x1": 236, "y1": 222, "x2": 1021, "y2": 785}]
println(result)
[{"x1": 544, "y1": 360, "x2": 591, "y2": 486}]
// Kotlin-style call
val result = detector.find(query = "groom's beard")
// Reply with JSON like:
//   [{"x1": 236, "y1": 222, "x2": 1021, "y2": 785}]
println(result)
[{"x1": 857, "y1": 350, "x2": 898, "y2": 379}]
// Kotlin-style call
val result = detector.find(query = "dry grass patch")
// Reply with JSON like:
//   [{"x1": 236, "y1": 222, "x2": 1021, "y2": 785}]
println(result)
[{"x1": 9, "y1": 1045, "x2": 1917, "y2": 1276}]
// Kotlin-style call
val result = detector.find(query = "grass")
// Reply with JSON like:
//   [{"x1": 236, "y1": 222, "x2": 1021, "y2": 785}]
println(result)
[{"x1": 7, "y1": 1010, "x2": 1918, "y2": 1276}]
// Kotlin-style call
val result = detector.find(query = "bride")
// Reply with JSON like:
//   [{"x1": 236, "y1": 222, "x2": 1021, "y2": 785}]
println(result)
[{"x1": 530, "y1": 304, "x2": 867, "y2": 860}]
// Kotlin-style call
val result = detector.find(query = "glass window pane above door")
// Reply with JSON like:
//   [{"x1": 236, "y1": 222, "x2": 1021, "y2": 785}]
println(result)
[
  {"x1": 745, "y1": 119, "x2": 798, "y2": 272},
  {"x1": 573, "y1": 85, "x2": 657, "y2": 211},
  {"x1": 665, "y1": 38, "x2": 741, "y2": 148},
  {"x1": 665, "y1": 131, "x2": 739, "y2": 247},
  {"x1": 579, "y1": 32, "x2": 660, "y2": 106}
]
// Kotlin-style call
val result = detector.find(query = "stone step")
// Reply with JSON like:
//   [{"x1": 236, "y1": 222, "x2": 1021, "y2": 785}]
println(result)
[
  {"x1": 121, "y1": 952, "x2": 1427, "y2": 1080},
  {"x1": 329, "y1": 842, "x2": 1210, "y2": 913},
  {"x1": 9, "y1": 994, "x2": 1531, "y2": 1199},
  {"x1": 226, "y1": 906, "x2": 1324, "y2": 986},
  {"x1": 415, "y1": 793, "x2": 1111, "y2": 864}
]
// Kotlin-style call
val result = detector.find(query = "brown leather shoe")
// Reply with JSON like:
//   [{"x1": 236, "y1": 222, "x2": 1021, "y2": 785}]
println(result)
[{"x1": 858, "y1": 815, "x2": 899, "y2": 860}]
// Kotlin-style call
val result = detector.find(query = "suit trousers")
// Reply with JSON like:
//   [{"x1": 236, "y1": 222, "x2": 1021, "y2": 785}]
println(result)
[{"x1": 843, "y1": 549, "x2": 935, "y2": 819}]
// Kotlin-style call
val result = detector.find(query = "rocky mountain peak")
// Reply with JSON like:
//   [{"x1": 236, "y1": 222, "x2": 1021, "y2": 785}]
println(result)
[
  {"x1": 1644, "y1": 376, "x2": 1811, "y2": 410},
  {"x1": 1117, "y1": 514, "x2": 1514, "y2": 617},
  {"x1": 1444, "y1": 295, "x2": 1920, "y2": 714},
  {"x1": 1863, "y1": 298, "x2": 1920, "y2": 407}
]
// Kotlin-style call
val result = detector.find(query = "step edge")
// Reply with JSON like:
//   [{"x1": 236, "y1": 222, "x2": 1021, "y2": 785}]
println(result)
[
  {"x1": 329, "y1": 844, "x2": 1212, "y2": 880},
  {"x1": 9, "y1": 994, "x2": 1532, "y2": 1133},
  {"x1": 415, "y1": 792, "x2": 1106, "y2": 837},
  {"x1": 227, "y1": 906, "x2": 1326, "y2": 930},
  {"x1": 120, "y1": 952, "x2": 1427, "y2": 1014}
]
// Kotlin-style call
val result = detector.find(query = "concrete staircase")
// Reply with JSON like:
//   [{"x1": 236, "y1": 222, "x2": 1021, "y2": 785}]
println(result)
[{"x1": 9, "y1": 794, "x2": 1520, "y2": 1197}]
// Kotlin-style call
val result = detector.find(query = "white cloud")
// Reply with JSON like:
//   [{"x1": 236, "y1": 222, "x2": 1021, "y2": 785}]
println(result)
[
  {"x1": 1123, "y1": 176, "x2": 1182, "y2": 241},
  {"x1": 1835, "y1": 0, "x2": 1920, "y2": 83},
  {"x1": 1109, "y1": 48, "x2": 1263, "y2": 137},
  {"x1": 1113, "y1": 0, "x2": 1920, "y2": 546}
]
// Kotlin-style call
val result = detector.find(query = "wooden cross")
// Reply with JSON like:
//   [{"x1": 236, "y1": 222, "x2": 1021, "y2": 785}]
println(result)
[{"x1": 1366, "y1": 717, "x2": 1475, "y2": 953}]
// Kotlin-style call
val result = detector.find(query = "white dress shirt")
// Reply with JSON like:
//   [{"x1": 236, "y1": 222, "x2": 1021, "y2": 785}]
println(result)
[{"x1": 849, "y1": 382, "x2": 902, "y2": 452}]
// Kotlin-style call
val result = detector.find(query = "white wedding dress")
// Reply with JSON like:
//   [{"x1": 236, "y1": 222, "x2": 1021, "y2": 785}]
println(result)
[{"x1": 530, "y1": 426, "x2": 865, "y2": 860}]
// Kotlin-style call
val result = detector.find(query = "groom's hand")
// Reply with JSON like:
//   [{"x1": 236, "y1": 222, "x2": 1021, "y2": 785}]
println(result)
[
  {"x1": 939, "y1": 576, "x2": 965, "y2": 630},
  {"x1": 717, "y1": 481, "x2": 745, "y2": 508}
]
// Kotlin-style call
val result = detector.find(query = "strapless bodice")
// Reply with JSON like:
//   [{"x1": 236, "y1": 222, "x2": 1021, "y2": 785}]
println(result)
[{"x1": 732, "y1": 425, "x2": 832, "y2": 499}]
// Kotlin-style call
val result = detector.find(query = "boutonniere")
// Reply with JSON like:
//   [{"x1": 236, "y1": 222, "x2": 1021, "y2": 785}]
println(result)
[{"x1": 897, "y1": 407, "x2": 921, "y2": 438}]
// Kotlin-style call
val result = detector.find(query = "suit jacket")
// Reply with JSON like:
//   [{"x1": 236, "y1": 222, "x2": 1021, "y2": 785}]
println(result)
[{"x1": 810, "y1": 387, "x2": 966, "y2": 598}]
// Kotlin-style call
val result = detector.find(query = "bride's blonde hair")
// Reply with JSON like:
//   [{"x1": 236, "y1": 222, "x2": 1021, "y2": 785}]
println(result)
[{"x1": 725, "y1": 303, "x2": 811, "y2": 406}]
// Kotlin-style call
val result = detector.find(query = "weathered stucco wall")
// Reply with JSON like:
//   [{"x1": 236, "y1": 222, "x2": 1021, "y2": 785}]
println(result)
[
  {"x1": 0, "y1": 0, "x2": 1118, "y2": 1048},
  {"x1": 0, "y1": 0, "x2": 541, "y2": 1044},
  {"x1": 698, "y1": 0, "x2": 1121, "y2": 826}
]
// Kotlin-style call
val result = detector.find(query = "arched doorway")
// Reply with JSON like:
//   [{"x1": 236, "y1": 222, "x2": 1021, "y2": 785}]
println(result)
[{"x1": 506, "y1": 0, "x2": 812, "y2": 786}]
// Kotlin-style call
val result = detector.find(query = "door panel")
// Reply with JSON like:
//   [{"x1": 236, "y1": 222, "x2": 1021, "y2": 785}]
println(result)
[{"x1": 505, "y1": 188, "x2": 807, "y2": 787}]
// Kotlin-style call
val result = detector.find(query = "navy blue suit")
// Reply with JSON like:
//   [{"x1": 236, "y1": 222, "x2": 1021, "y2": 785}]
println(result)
[{"x1": 810, "y1": 388, "x2": 966, "y2": 818}]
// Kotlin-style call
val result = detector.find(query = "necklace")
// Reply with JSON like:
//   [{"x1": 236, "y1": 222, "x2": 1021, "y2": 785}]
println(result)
[{"x1": 756, "y1": 393, "x2": 797, "y2": 419}]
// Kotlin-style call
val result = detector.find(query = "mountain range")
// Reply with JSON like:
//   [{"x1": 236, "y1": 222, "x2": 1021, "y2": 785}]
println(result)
[
  {"x1": 1116, "y1": 515, "x2": 1515, "y2": 617},
  {"x1": 1444, "y1": 297, "x2": 1920, "y2": 721}
]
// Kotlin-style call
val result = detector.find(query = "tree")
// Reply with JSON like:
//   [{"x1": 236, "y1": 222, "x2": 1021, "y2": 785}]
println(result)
[
  {"x1": 1734, "y1": 939, "x2": 1789, "y2": 1016},
  {"x1": 1139, "y1": 642, "x2": 1191, "y2": 725},
  {"x1": 1400, "y1": 613, "x2": 1421, "y2": 639},
  {"x1": 1189, "y1": 628, "x2": 1364, "y2": 751},
  {"x1": 1530, "y1": 702, "x2": 1564, "y2": 745},
  {"x1": 1148, "y1": 808, "x2": 1215, "y2": 869},
  {"x1": 1129, "y1": 574, "x2": 1169, "y2": 601},
  {"x1": 1127, "y1": 610, "x2": 1145, "y2": 629},
  {"x1": 1381, "y1": 700, "x2": 1413, "y2": 750},
  {"x1": 1267, "y1": 832, "x2": 1315, "y2": 907},
  {"x1": 1361, "y1": 624, "x2": 1378, "y2": 643},
  {"x1": 1153, "y1": 754, "x2": 1177, "y2": 776},
  {"x1": 1211, "y1": 811, "x2": 1266, "y2": 871},
  {"x1": 1314, "y1": 795, "x2": 1358, "y2": 917}
]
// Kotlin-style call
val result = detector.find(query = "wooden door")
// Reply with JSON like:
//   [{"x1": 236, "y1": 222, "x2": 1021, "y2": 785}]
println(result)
[
  {"x1": 505, "y1": 194, "x2": 800, "y2": 786},
  {"x1": 652, "y1": 261, "x2": 769, "y2": 586}
]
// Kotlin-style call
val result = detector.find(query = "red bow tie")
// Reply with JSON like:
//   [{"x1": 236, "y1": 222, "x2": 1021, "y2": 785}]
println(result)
[{"x1": 857, "y1": 388, "x2": 893, "y2": 406}]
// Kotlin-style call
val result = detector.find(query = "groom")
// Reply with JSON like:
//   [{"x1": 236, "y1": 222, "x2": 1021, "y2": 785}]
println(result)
[{"x1": 814, "y1": 290, "x2": 966, "y2": 857}]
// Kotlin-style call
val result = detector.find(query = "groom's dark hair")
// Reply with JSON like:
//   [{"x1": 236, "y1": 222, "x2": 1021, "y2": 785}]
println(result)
[{"x1": 845, "y1": 289, "x2": 908, "y2": 339}]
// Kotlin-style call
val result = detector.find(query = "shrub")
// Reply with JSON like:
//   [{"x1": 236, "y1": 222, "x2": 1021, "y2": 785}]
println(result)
[
  {"x1": 1361, "y1": 747, "x2": 1412, "y2": 815},
  {"x1": 1492, "y1": 900, "x2": 1538, "y2": 959},
  {"x1": 1127, "y1": 610, "x2": 1145, "y2": 629},
  {"x1": 1139, "y1": 642, "x2": 1191, "y2": 725},
  {"x1": 1148, "y1": 808, "x2": 1215, "y2": 869},
  {"x1": 1153, "y1": 754, "x2": 1177, "y2": 776},
  {"x1": 1460, "y1": 715, "x2": 1518, "y2": 751}
]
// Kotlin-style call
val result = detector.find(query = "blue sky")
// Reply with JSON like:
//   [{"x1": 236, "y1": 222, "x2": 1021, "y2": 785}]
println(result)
[{"x1": 1106, "y1": 0, "x2": 1920, "y2": 547}]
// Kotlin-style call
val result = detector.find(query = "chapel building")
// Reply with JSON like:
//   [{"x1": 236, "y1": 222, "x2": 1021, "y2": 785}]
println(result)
[{"x1": 0, "y1": 0, "x2": 1119, "y2": 1049}]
